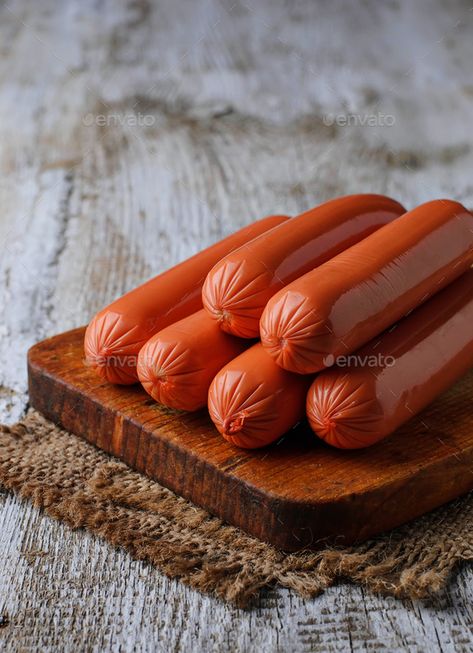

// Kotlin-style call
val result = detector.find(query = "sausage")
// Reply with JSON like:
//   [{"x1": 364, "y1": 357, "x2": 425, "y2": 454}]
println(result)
[
  {"x1": 137, "y1": 309, "x2": 249, "y2": 411},
  {"x1": 208, "y1": 343, "x2": 312, "y2": 449},
  {"x1": 202, "y1": 194, "x2": 405, "y2": 338},
  {"x1": 260, "y1": 199, "x2": 473, "y2": 374},
  {"x1": 84, "y1": 214, "x2": 288, "y2": 384},
  {"x1": 306, "y1": 269, "x2": 473, "y2": 449}
]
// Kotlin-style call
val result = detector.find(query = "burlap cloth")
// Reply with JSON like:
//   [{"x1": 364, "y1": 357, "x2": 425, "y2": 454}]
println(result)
[{"x1": 1, "y1": 409, "x2": 472, "y2": 607}]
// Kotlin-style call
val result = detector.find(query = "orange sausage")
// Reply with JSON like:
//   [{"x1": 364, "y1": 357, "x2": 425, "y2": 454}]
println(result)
[
  {"x1": 202, "y1": 195, "x2": 405, "y2": 338},
  {"x1": 261, "y1": 200, "x2": 473, "y2": 374},
  {"x1": 137, "y1": 309, "x2": 249, "y2": 411},
  {"x1": 84, "y1": 214, "x2": 288, "y2": 384},
  {"x1": 306, "y1": 270, "x2": 473, "y2": 449},
  {"x1": 208, "y1": 343, "x2": 312, "y2": 449}
]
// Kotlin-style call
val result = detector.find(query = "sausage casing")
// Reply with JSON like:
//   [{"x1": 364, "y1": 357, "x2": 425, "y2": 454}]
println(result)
[
  {"x1": 84, "y1": 214, "x2": 288, "y2": 384},
  {"x1": 208, "y1": 343, "x2": 312, "y2": 448},
  {"x1": 137, "y1": 309, "x2": 249, "y2": 411},
  {"x1": 203, "y1": 194, "x2": 405, "y2": 338},
  {"x1": 306, "y1": 270, "x2": 473, "y2": 448},
  {"x1": 261, "y1": 200, "x2": 473, "y2": 374}
]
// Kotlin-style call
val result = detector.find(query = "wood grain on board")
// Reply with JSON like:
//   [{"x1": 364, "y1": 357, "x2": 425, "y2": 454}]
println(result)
[{"x1": 28, "y1": 326, "x2": 473, "y2": 551}]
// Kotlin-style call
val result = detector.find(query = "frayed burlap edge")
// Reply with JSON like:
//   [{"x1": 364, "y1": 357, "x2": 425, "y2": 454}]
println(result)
[{"x1": 1, "y1": 410, "x2": 472, "y2": 607}]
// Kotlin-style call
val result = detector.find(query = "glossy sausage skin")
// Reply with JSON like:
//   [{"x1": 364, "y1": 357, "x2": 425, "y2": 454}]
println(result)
[
  {"x1": 202, "y1": 195, "x2": 405, "y2": 338},
  {"x1": 261, "y1": 200, "x2": 473, "y2": 374},
  {"x1": 84, "y1": 214, "x2": 288, "y2": 384},
  {"x1": 137, "y1": 310, "x2": 249, "y2": 411},
  {"x1": 306, "y1": 269, "x2": 473, "y2": 449},
  {"x1": 208, "y1": 343, "x2": 312, "y2": 449}
]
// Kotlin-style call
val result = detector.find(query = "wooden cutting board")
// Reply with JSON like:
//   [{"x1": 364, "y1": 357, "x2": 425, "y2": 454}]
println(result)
[{"x1": 27, "y1": 327, "x2": 473, "y2": 551}]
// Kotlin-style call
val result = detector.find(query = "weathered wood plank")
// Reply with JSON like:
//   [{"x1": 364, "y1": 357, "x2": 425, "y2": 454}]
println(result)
[{"x1": 1, "y1": 0, "x2": 473, "y2": 650}]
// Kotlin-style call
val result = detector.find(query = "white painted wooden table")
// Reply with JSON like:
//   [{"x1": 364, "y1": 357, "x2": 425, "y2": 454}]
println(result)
[{"x1": 1, "y1": 1, "x2": 473, "y2": 650}]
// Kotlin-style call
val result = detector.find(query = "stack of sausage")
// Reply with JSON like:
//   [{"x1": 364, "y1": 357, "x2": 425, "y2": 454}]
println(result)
[{"x1": 84, "y1": 195, "x2": 473, "y2": 450}]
